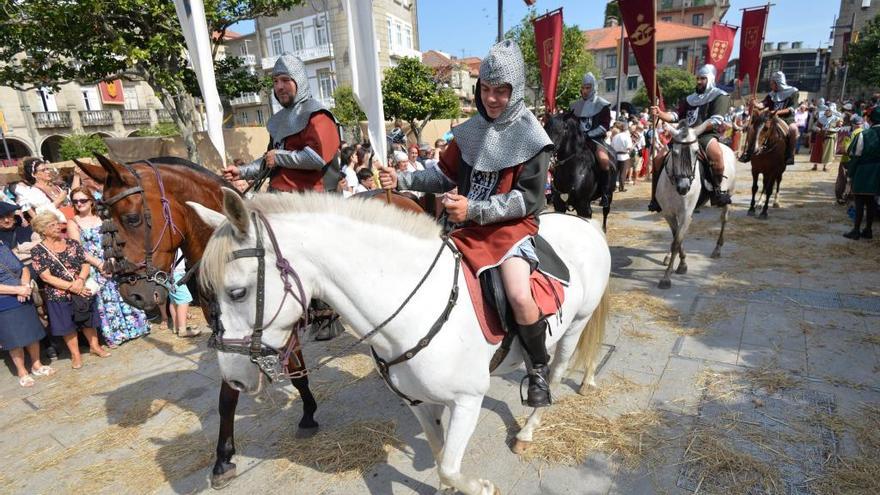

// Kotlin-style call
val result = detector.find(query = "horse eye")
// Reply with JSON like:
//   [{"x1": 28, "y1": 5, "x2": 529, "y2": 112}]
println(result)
[
  {"x1": 228, "y1": 288, "x2": 247, "y2": 301},
  {"x1": 124, "y1": 214, "x2": 142, "y2": 227}
]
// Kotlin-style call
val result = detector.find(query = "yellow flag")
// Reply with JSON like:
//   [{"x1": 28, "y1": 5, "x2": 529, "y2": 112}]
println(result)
[
  {"x1": 0, "y1": 110, "x2": 7, "y2": 134},
  {"x1": 852, "y1": 31, "x2": 860, "y2": 43}
]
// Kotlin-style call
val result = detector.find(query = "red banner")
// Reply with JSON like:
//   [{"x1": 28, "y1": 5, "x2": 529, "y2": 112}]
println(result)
[
  {"x1": 737, "y1": 6, "x2": 769, "y2": 95},
  {"x1": 619, "y1": 0, "x2": 657, "y2": 104},
  {"x1": 706, "y1": 23, "x2": 737, "y2": 75},
  {"x1": 99, "y1": 80, "x2": 125, "y2": 105},
  {"x1": 532, "y1": 9, "x2": 564, "y2": 113}
]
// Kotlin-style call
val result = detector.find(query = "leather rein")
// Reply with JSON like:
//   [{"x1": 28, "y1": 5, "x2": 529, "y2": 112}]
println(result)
[{"x1": 208, "y1": 210, "x2": 461, "y2": 404}]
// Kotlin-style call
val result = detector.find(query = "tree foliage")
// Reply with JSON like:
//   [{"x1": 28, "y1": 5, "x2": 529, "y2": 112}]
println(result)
[
  {"x1": 331, "y1": 85, "x2": 367, "y2": 143},
  {"x1": 382, "y1": 57, "x2": 460, "y2": 143},
  {"x1": 632, "y1": 67, "x2": 696, "y2": 109},
  {"x1": 213, "y1": 56, "x2": 270, "y2": 100},
  {"x1": 0, "y1": 0, "x2": 303, "y2": 161},
  {"x1": 133, "y1": 122, "x2": 181, "y2": 137},
  {"x1": 506, "y1": 11, "x2": 598, "y2": 112},
  {"x1": 59, "y1": 134, "x2": 109, "y2": 161},
  {"x1": 847, "y1": 13, "x2": 880, "y2": 94},
  {"x1": 604, "y1": 1, "x2": 621, "y2": 26}
]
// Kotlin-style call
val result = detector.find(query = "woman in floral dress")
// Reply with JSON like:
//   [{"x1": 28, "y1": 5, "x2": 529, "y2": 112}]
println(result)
[{"x1": 66, "y1": 187, "x2": 149, "y2": 347}]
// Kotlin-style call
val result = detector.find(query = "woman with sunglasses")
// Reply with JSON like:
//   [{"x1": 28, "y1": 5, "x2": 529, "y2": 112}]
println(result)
[
  {"x1": 66, "y1": 188, "x2": 149, "y2": 347},
  {"x1": 21, "y1": 158, "x2": 69, "y2": 220}
]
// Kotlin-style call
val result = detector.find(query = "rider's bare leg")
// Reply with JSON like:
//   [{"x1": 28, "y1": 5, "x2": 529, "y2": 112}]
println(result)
[{"x1": 500, "y1": 255, "x2": 550, "y2": 407}]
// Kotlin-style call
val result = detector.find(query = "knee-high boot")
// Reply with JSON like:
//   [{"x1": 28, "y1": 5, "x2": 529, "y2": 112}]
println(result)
[
  {"x1": 517, "y1": 317, "x2": 551, "y2": 407},
  {"x1": 648, "y1": 162, "x2": 662, "y2": 212}
]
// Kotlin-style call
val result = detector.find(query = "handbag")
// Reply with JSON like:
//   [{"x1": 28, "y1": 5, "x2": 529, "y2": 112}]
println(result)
[{"x1": 38, "y1": 242, "x2": 96, "y2": 324}]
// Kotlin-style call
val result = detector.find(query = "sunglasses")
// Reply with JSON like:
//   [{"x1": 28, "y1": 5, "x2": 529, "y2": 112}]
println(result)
[{"x1": 72, "y1": 198, "x2": 92, "y2": 205}]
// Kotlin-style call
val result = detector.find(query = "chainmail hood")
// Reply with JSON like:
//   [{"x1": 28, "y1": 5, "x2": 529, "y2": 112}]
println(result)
[
  {"x1": 572, "y1": 71, "x2": 610, "y2": 117},
  {"x1": 451, "y1": 40, "x2": 552, "y2": 172},
  {"x1": 769, "y1": 71, "x2": 797, "y2": 103},
  {"x1": 686, "y1": 64, "x2": 726, "y2": 107},
  {"x1": 266, "y1": 54, "x2": 335, "y2": 146}
]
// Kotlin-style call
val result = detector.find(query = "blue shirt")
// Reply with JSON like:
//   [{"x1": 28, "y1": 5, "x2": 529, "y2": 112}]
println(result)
[{"x1": 0, "y1": 243, "x2": 23, "y2": 312}]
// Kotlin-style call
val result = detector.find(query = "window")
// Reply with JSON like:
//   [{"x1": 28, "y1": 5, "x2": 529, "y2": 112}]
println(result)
[
  {"x1": 271, "y1": 30, "x2": 283, "y2": 56},
  {"x1": 692, "y1": 13, "x2": 704, "y2": 26},
  {"x1": 676, "y1": 47, "x2": 689, "y2": 66},
  {"x1": 657, "y1": 48, "x2": 664, "y2": 64},
  {"x1": 395, "y1": 21, "x2": 403, "y2": 49},
  {"x1": 239, "y1": 111, "x2": 248, "y2": 125},
  {"x1": 387, "y1": 19, "x2": 393, "y2": 51},
  {"x1": 606, "y1": 53, "x2": 617, "y2": 69},
  {"x1": 82, "y1": 87, "x2": 101, "y2": 111},
  {"x1": 404, "y1": 25, "x2": 412, "y2": 50},
  {"x1": 256, "y1": 109, "x2": 265, "y2": 125},
  {"x1": 123, "y1": 88, "x2": 139, "y2": 110},
  {"x1": 661, "y1": 16, "x2": 673, "y2": 22},
  {"x1": 318, "y1": 69, "x2": 336, "y2": 101},
  {"x1": 605, "y1": 78, "x2": 616, "y2": 92},
  {"x1": 627, "y1": 76, "x2": 638, "y2": 91},
  {"x1": 628, "y1": 52, "x2": 637, "y2": 69},
  {"x1": 38, "y1": 87, "x2": 58, "y2": 112},
  {"x1": 660, "y1": 0, "x2": 673, "y2": 9},
  {"x1": 292, "y1": 24, "x2": 304, "y2": 51},
  {"x1": 315, "y1": 16, "x2": 329, "y2": 46}
]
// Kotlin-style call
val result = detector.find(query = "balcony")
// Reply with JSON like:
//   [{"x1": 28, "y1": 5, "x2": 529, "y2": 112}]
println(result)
[
  {"x1": 121, "y1": 109, "x2": 151, "y2": 125},
  {"x1": 229, "y1": 92, "x2": 262, "y2": 107},
  {"x1": 80, "y1": 110, "x2": 115, "y2": 127},
  {"x1": 157, "y1": 109, "x2": 173, "y2": 123},
  {"x1": 261, "y1": 44, "x2": 332, "y2": 69},
  {"x1": 238, "y1": 54, "x2": 256, "y2": 66},
  {"x1": 389, "y1": 46, "x2": 422, "y2": 60},
  {"x1": 32, "y1": 111, "x2": 71, "y2": 129}
]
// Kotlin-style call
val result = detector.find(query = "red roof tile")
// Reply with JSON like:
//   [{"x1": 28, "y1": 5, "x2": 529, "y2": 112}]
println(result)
[{"x1": 584, "y1": 21, "x2": 710, "y2": 50}]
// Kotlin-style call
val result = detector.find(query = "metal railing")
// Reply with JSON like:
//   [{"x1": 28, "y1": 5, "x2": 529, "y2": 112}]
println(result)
[
  {"x1": 32, "y1": 111, "x2": 71, "y2": 128},
  {"x1": 157, "y1": 109, "x2": 173, "y2": 123},
  {"x1": 80, "y1": 110, "x2": 115, "y2": 126},
  {"x1": 121, "y1": 109, "x2": 151, "y2": 125},
  {"x1": 261, "y1": 44, "x2": 332, "y2": 69},
  {"x1": 229, "y1": 93, "x2": 262, "y2": 107}
]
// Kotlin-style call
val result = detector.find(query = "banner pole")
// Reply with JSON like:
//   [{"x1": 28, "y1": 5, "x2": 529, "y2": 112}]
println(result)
[{"x1": 616, "y1": 24, "x2": 625, "y2": 119}]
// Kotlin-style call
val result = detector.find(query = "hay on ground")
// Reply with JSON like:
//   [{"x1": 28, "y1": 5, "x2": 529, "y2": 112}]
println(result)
[{"x1": 680, "y1": 428, "x2": 783, "y2": 494}]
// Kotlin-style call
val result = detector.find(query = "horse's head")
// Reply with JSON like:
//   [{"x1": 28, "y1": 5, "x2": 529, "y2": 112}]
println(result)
[
  {"x1": 665, "y1": 121, "x2": 705, "y2": 195},
  {"x1": 74, "y1": 154, "x2": 184, "y2": 317},
  {"x1": 189, "y1": 190, "x2": 309, "y2": 394},
  {"x1": 543, "y1": 112, "x2": 568, "y2": 147}
]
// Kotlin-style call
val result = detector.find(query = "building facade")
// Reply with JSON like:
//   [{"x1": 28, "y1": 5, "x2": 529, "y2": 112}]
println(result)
[
  {"x1": 422, "y1": 50, "x2": 479, "y2": 114},
  {"x1": 0, "y1": 81, "x2": 168, "y2": 165},
  {"x1": 657, "y1": 0, "x2": 730, "y2": 28},
  {"x1": 721, "y1": 42, "x2": 830, "y2": 102},
  {"x1": 584, "y1": 22, "x2": 710, "y2": 106},
  {"x1": 826, "y1": 0, "x2": 880, "y2": 100}
]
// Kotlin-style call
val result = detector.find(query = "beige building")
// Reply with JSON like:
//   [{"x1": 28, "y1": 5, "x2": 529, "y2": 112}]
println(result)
[
  {"x1": 0, "y1": 81, "x2": 169, "y2": 165},
  {"x1": 224, "y1": 0, "x2": 421, "y2": 127},
  {"x1": 422, "y1": 50, "x2": 479, "y2": 113},
  {"x1": 656, "y1": 0, "x2": 730, "y2": 28}
]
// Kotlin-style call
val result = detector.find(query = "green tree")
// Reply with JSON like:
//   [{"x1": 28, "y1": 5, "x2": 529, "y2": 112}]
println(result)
[
  {"x1": 506, "y1": 11, "x2": 598, "y2": 112},
  {"x1": 604, "y1": 1, "x2": 621, "y2": 27},
  {"x1": 213, "y1": 56, "x2": 269, "y2": 101},
  {"x1": 331, "y1": 86, "x2": 367, "y2": 143},
  {"x1": 58, "y1": 134, "x2": 109, "y2": 161},
  {"x1": 847, "y1": 14, "x2": 880, "y2": 94},
  {"x1": 632, "y1": 67, "x2": 696, "y2": 109},
  {"x1": 382, "y1": 57, "x2": 460, "y2": 144},
  {"x1": 0, "y1": 0, "x2": 302, "y2": 162},
  {"x1": 133, "y1": 122, "x2": 181, "y2": 137}
]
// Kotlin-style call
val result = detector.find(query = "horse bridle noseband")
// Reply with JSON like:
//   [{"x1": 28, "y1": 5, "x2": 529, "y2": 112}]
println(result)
[
  {"x1": 99, "y1": 159, "x2": 185, "y2": 293},
  {"x1": 208, "y1": 210, "x2": 461, "y2": 406},
  {"x1": 664, "y1": 138, "x2": 698, "y2": 183}
]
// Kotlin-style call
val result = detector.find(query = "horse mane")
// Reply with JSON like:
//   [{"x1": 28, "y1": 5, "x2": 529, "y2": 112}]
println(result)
[
  {"x1": 200, "y1": 192, "x2": 442, "y2": 292},
  {"x1": 139, "y1": 156, "x2": 231, "y2": 188}
]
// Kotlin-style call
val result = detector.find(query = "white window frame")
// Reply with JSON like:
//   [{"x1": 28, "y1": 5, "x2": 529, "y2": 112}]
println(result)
[
  {"x1": 271, "y1": 29, "x2": 283, "y2": 56},
  {"x1": 315, "y1": 15, "x2": 329, "y2": 46},
  {"x1": 404, "y1": 25, "x2": 412, "y2": 50},
  {"x1": 317, "y1": 69, "x2": 336, "y2": 101},
  {"x1": 82, "y1": 87, "x2": 102, "y2": 111},
  {"x1": 386, "y1": 18, "x2": 393, "y2": 51},
  {"x1": 606, "y1": 53, "x2": 617, "y2": 69},
  {"x1": 38, "y1": 87, "x2": 58, "y2": 112},
  {"x1": 291, "y1": 24, "x2": 304, "y2": 52},
  {"x1": 123, "y1": 88, "x2": 139, "y2": 110}
]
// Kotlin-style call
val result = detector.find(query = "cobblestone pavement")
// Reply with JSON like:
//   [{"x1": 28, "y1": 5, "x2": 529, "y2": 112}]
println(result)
[{"x1": 1, "y1": 156, "x2": 878, "y2": 494}]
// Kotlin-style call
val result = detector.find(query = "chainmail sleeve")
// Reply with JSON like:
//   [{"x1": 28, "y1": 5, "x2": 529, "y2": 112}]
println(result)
[
  {"x1": 465, "y1": 148, "x2": 551, "y2": 225},
  {"x1": 398, "y1": 167, "x2": 456, "y2": 193},
  {"x1": 237, "y1": 158, "x2": 263, "y2": 180}
]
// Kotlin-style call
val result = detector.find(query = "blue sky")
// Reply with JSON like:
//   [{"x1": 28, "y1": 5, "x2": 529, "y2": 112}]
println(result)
[{"x1": 232, "y1": 1, "x2": 840, "y2": 58}]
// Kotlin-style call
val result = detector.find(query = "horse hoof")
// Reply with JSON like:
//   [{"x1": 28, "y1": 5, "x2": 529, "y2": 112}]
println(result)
[
  {"x1": 759, "y1": 213, "x2": 768, "y2": 220},
  {"x1": 210, "y1": 465, "x2": 237, "y2": 490},
  {"x1": 578, "y1": 380, "x2": 597, "y2": 396},
  {"x1": 512, "y1": 439, "x2": 531, "y2": 455},
  {"x1": 295, "y1": 424, "x2": 320, "y2": 438},
  {"x1": 747, "y1": 209, "x2": 756, "y2": 217},
  {"x1": 662, "y1": 256, "x2": 670, "y2": 265},
  {"x1": 478, "y1": 479, "x2": 500, "y2": 495},
  {"x1": 676, "y1": 264, "x2": 688, "y2": 275},
  {"x1": 658, "y1": 279, "x2": 672, "y2": 289},
  {"x1": 710, "y1": 250, "x2": 721, "y2": 259}
]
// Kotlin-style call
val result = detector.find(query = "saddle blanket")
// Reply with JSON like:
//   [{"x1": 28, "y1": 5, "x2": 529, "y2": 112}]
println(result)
[{"x1": 461, "y1": 260, "x2": 565, "y2": 345}]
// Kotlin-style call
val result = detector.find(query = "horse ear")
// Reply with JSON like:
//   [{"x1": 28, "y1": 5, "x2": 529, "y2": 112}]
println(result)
[
  {"x1": 94, "y1": 153, "x2": 125, "y2": 184},
  {"x1": 73, "y1": 159, "x2": 107, "y2": 184},
  {"x1": 221, "y1": 187, "x2": 250, "y2": 237},
  {"x1": 186, "y1": 202, "x2": 226, "y2": 230}
]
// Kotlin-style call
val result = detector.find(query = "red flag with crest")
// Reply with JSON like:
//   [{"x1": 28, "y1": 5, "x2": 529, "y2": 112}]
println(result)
[
  {"x1": 706, "y1": 22, "x2": 737, "y2": 76},
  {"x1": 532, "y1": 9, "x2": 563, "y2": 113},
  {"x1": 738, "y1": 6, "x2": 769, "y2": 95},
  {"x1": 619, "y1": 0, "x2": 657, "y2": 104}
]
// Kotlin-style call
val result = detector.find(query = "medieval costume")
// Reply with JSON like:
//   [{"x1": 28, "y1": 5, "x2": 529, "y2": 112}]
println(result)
[
  {"x1": 759, "y1": 71, "x2": 800, "y2": 165},
  {"x1": 238, "y1": 54, "x2": 341, "y2": 193},
  {"x1": 844, "y1": 106, "x2": 880, "y2": 240},
  {"x1": 818, "y1": 104, "x2": 843, "y2": 171},
  {"x1": 395, "y1": 40, "x2": 555, "y2": 407},
  {"x1": 570, "y1": 72, "x2": 614, "y2": 204}
]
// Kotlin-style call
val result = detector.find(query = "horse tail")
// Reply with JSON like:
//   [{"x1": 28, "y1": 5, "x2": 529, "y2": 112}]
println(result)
[{"x1": 572, "y1": 279, "x2": 609, "y2": 393}]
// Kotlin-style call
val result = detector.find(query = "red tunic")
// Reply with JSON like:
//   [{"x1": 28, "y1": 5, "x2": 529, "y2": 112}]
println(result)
[
  {"x1": 269, "y1": 112, "x2": 340, "y2": 192},
  {"x1": 437, "y1": 141, "x2": 541, "y2": 274}
]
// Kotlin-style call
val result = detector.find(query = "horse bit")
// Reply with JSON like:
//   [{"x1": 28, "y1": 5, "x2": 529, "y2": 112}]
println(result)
[
  {"x1": 209, "y1": 210, "x2": 461, "y2": 406},
  {"x1": 98, "y1": 159, "x2": 185, "y2": 294}
]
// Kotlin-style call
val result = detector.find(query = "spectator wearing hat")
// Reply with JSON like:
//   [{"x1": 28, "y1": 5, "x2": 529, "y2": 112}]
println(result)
[
  {"x1": 0, "y1": 202, "x2": 39, "y2": 262},
  {"x1": 844, "y1": 106, "x2": 880, "y2": 240}
]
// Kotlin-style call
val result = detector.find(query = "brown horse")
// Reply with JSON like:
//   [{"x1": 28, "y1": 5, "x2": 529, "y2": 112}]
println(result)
[{"x1": 743, "y1": 111, "x2": 788, "y2": 218}]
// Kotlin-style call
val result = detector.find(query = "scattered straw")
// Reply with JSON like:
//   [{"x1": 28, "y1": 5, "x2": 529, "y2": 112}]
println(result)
[
  {"x1": 680, "y1": 428, "x2": 783, "y2": 494},
  {"x1": 622, "y1": 326, "x2": 656, "y2": 341},
  {"x1": 812, "y1": 404, "x2": 880, "y2": 495},
  {"x1": 860, "y1": 334, "x2": 880, "y2": 346},
  {"x1": 742, "y1": 365, "x2": 800, "y2": 394}
]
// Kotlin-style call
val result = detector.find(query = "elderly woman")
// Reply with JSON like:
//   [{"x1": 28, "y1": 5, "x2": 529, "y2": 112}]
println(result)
[
  {"x1": 0, "y1": 240, "x2": 54, "y2": 387},
  {"x1": 29, "y1": 212, "x2": 109, "y2": 369}
]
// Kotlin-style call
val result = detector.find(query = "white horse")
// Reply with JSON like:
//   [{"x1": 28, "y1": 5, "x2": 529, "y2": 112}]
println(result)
[
  {"x1": 189, "y1": 190, "x2": 610, "y2": 495},
  {"x1": 656, "y1": 121, "x2": 736, "y2": 289}
]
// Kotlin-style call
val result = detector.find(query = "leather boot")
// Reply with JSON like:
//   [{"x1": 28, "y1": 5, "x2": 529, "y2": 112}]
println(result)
[
  {"x1": 599, "y1": 169, "x2": 613, "y2": 207},
  {"x1": 738, "y1": 151, "x2": 752, "y2": 163},
  {"x1": 517, "y1": 318, "x2": 551, "y2": 407},
  {"x1": 648, "y1": 163, "x2": 662, "y2": 212},
  {"x1": 710, "y1": 171, "x2": 731, "y2": 206},
  {"x1": 843, "y1": 229, "x2": 861, "y2": 240}
]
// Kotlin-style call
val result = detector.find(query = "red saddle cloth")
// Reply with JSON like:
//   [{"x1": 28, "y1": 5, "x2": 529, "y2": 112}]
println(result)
[{"x1": 460, "y1": 261, "x2": 565, "y2": 345}]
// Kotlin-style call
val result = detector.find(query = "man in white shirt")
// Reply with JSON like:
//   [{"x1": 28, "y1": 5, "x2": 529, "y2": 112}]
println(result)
[{"x1": 611, "y1": 122, "x2": 634, "y2": 192}]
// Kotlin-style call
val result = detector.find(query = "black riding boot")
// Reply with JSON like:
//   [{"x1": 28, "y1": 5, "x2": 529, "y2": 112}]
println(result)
[
  {"x1": 648, "y1": 164, "x2": 662, "y2": 212},
  {"x1": 517, "y1": 317, "x2": 551, "y2": 407},
  {"x1": 710, "y1": 170, "x2": 732, "y2": 206},
  {"x1": 599, "y1": 169, "x2": 613, "y2": 207},
  {"x1": 784, "y1": 139, "x2": 795, "y2": 166},
  {"x1": 738, "y1": 151, "x2": 752, "y2": 163}
]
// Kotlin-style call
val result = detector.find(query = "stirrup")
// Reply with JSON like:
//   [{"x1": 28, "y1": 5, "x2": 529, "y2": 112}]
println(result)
[{"x1": 519, "y1": 365, "x2": 551, "y2": 407}]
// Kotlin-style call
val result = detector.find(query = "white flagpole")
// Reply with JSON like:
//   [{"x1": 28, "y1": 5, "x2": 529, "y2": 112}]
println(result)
[
  {"x1": 344, "y1": 0, "x2": 387, "y2": 164},
  {"x1": 173, "y1": 0, "x2": 226, "y2": 166}
]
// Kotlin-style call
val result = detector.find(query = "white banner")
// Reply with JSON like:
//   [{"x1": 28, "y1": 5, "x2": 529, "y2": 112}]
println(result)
[
  {"x1": 344, "y1": 0, "x2": 386, "y2": 163},
  {"x1": 173, "y1": 0, "x2": 226, "y2": 166}
]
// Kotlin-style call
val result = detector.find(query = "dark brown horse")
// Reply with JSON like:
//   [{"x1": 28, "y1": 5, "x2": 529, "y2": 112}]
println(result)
[
  {"x1": 74, "y1": 155, "x2": 319, "y2": 489},
  {"x1": 743, "y1": 111, "x2": 787, "y2": 218}
]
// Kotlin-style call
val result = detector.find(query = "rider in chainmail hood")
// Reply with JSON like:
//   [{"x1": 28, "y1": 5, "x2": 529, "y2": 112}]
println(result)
[
  {"x1": 650, "y1": 64, "x2": 731, "y2": 211},
  {"x1": 221, "y1": 53, "x2": 344, "y2": 342},
  {"x1": 223, "y1": 53, "x2": 341, "y2": 193},
  {"x1": 742, "y1": 70, "x2": 801, "y2": 165},
  {"x1": 570, "y1": 71, "x2": 615, "y2": 206},
  {"x1": 378, "y1": 40, "x2": 557, "y2": 408}
]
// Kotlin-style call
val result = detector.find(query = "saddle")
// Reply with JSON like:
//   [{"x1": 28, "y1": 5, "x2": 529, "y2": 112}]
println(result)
[{"x1": 461, "y1": 235, "x2": 570, "y2": 372}]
